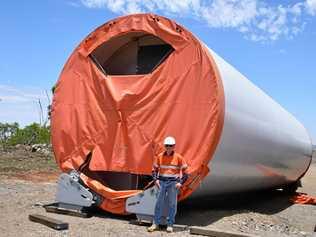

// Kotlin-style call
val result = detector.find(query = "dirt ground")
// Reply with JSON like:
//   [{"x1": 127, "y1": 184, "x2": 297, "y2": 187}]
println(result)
[{"x1": 0, "y1": 148, "x2": 315, "y2": 237}]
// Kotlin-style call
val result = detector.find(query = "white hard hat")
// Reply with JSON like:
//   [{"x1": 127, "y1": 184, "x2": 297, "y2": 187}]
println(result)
[{"x1": 164, "y1": 136, "x2": 176, "y2": 145}]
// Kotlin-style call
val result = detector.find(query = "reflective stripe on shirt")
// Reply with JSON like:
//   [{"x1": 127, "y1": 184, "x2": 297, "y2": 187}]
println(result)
[
  {"x1": 159, "y1": 173, "x2": 180, "y2": 178},
  {"x1": 159, "y1": 165, "x2": 181, "y2": 170}
]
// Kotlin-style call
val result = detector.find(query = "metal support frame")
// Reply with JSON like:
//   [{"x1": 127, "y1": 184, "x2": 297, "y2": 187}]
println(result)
[
  {"x1": 54, "y1": 170, "x2": 102, "y2": 214},
  {"x1": 126, "y1": 186, "x2": 169, "y2": 225}
]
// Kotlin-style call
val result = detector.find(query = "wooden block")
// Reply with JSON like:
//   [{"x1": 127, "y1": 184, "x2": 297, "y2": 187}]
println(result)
[
  {"x1": 29, "y1": 214, "x2": 69, "y2": 230},
  {"x1": 43, "y1": 203, "x2": 91, "y2": 218},
  {"x1": 173, "y1": 224, "x2": 189, "y2": 232},
  {"x1": 190, "y1": 226, "x2": 256, "y2": 237}
]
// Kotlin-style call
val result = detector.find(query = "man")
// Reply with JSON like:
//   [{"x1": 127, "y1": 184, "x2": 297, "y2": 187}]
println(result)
[{"x1": 147, "y1": 136, "x2": 188, "y2": 233}]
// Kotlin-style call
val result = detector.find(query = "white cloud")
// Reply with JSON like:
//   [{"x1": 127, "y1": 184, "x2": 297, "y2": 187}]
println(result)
[
  {"x1": 199, "y1": 0, "x2": 257, "y2": 28},
  {"x1": 305, "y1": 0, "x2": 316, "y2": 15},
  {"x1": 81, "y1": 0, "x2": 107, "y2": 8},
  {"x1": 80, "y1": 0, "x2": 315, "y2": 42},
  {"x1": 0, "y1": 85, "x2": 50, "y2": 126},
  {"x1": 81, "y1": 0, "x2": 200, "y2": 14},
  {"x1": 0, "y1": 85, "x2": 46, "y2": 102},
  {"x1": 67, "y1": 1, "x2": 81, "y2": 8},
  {"x1": 242, "y1": 3, "x2": 306, "y2": 41},
  {"x1": 0, "y1": 95, "x2": 31, "y2": 103},
  {"x1": 279, "y1": 49, "x2": 287, "y2": 54}
]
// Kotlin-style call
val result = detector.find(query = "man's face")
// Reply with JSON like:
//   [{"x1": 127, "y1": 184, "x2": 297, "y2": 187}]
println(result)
[{"x1": 165, "y1": 144, "x2": 175, "y2": 154}]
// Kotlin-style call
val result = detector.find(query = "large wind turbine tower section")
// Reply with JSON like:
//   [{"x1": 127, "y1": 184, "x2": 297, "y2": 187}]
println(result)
[{"x1": 51, "y1": 14, "x2": 313, "y2": 214}]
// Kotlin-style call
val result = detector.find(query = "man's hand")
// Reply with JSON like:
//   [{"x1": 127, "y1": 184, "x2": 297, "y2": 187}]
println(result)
[
  {"x1": 155, "y1": 180, "x2": 160, "y2": 189},
  {"x1": 175, "y1": 182, "x2": 182, "y2": 189}
]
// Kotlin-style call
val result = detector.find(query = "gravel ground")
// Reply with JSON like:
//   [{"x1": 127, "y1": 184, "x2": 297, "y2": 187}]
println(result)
[
  {"x1": 0, "y1": 179, "x2": 192, "y2": 237},
  {"x1": 0, "y1": 152, "x2": 315, "y2": 237}
]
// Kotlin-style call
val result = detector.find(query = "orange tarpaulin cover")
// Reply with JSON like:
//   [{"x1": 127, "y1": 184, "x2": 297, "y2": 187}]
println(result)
[
  {"x1": 51, "y1": 14, "x2": 225, "y2": 214},
  {"x1": 80, "y1": 173, "x2": 143, "y2": 214},
  {"x1": 290, "y1": 192, "x2": 316, "y2": 205}
]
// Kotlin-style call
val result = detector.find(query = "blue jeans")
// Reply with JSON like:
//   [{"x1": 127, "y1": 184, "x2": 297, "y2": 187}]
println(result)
[{"x1": 153, "y1": 180, "x2": 178, "y2": 226}]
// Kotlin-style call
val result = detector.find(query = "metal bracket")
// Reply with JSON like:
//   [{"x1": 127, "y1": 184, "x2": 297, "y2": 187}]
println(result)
[
  {"x1": 126, "y1": 185, "x2": 169, "y2": 224},
  {"x1": 55, "y1": 170, "x2": 102, "y2": 207}
]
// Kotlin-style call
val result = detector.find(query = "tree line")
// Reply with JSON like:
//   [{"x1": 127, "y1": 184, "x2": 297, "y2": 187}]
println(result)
[{"x1": 0, "y1": 122, "x2": 50, "y2": 148}]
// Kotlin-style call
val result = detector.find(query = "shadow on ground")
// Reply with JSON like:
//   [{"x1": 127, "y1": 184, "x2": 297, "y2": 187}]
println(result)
[
  {"x1": 175, "y1": 189, "x2": 294, "y2": 226},
  {"x1": 89, "y1": 189, "x2": 294, "y2": 228}
]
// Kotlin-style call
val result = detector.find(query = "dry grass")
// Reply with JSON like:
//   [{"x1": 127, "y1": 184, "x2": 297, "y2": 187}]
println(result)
[{"x1": 0, "y1": 146, "x2": 58, "y2": 175}]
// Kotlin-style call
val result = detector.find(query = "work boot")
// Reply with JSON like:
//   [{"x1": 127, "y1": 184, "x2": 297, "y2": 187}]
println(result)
[
  {"x1": 147, "y1": 224, "x2": 159, "y2": 232},
  {"x1": 166, "y1": 225, "x2": 173, "y2": 233}
]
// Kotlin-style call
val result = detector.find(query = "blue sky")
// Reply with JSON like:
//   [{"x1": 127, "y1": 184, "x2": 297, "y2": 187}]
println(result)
[{"x1": 0, "y1": 0, "x2": 315, "y2": 143}]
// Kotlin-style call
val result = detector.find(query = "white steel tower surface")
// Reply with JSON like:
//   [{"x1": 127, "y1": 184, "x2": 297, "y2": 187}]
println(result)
[{"x1": 191, "y1": 47, "x2": 313, "y2": 198}]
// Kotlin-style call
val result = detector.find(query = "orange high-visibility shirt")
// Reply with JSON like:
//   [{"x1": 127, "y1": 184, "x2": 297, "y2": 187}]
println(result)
[{"x1": 153, "y1": 151, "x2": 187, "y2": 178}]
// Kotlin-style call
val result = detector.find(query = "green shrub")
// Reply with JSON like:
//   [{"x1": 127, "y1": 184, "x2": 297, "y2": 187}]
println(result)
[{"x1": 0, "y1": 122, "x2": 50, "y2": 148}]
